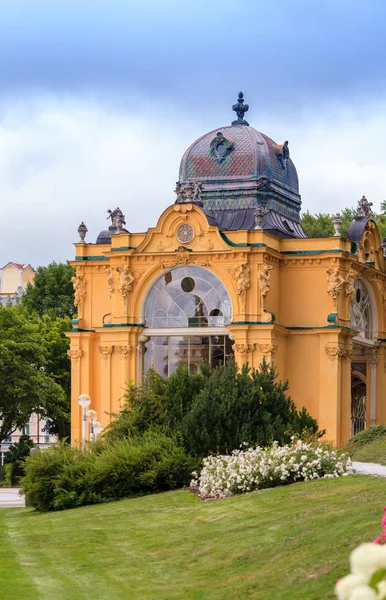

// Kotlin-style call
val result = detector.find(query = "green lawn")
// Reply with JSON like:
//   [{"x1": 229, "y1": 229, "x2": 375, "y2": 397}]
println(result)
[{"x1": 0, "y1": 476, "x2": 385, "y2": 600}]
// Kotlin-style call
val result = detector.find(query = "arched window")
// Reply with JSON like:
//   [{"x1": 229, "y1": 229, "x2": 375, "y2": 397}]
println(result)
[
  {"x1": 144, "y1": 266, "x2": 232, "y2": 328},
  {"x1": 142, "y1": 266, "x2": 233, "y2": 377},
  {"x1": 350, "y1": 279, "x2": 374, "y2": 341}
]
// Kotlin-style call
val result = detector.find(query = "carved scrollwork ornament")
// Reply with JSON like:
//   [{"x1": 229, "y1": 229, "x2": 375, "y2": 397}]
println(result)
[
  {"x1": 325, "y1": 345, "x2": 353, "y2": 362},
  {"x1": 257, "y1": 343, "x2": 278, "y2": 356},
  {"x1": 98, "y1": 346, "x2": 114, "y2": 360},
  {"x1": 116, "y1": 345, "x2": 133, "y2": 359},
  {"x1": 161, "y1": 247, "x2": 210, "y2": 269},
  {"x1": 235, "y1": 343, "x2": 255, "y2": 356},
  {"x1": 369, "y1": 349, "x2": 378, "y2": 367},
  {"x1": 210, "y1": 132, "x2": 234, "y2": 163},
  {"x1": 67, "y1": 349, "x2": 83, "y2": 360}
]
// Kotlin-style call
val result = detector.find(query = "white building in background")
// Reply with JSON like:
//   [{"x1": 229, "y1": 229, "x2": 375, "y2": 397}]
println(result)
[
  {"x1": 0, "y1": 262, "x2": 34, "y2": 306},
  {"x1": 0, "y1": 414, "x2": 57, "y2": 467}
]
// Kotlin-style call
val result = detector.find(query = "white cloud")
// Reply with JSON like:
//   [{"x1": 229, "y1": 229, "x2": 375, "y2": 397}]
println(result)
[{"x1": 1, "y1": 95, "x2": 386, "y2": 267}]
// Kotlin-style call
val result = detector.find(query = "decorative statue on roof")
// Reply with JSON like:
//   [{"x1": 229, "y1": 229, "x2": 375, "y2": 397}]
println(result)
[
  {"x1": 254, "y1": 205, "x2": 269, "y2": 229},
  {"x1": 232, "y1": 92, "x2": 249, "y2": 126},
  {"x1": 356, "y1": 196, "x2": 373, "y2": 218},
  {"x1": 174, "y1": 181, "x2": 203, "y2": 204},
  {"x1": 277, "y1": 141, "x2": 290, "y2": 169},
  {"x1": 107, "y1": 207, "x2": 126, "y2": 231}
]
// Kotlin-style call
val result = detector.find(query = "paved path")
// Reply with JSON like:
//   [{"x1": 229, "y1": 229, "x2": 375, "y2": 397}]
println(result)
[
  {"x1": 0, "y1": 488, "x2": 25, "y2": 508},
  {"x1": 353, "y1": 462, "x2": 386, "y2": 477}
]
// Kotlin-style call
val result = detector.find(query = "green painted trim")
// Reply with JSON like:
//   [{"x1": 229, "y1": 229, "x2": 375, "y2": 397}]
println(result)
[
  {"x1": 111, "y1": 246, "x2": 136, "y2": 251},
  {"x1": 231, "y1": 320, "x2": 274, "y2": 326},
  {"x1": 282, "y1": 249, "x2": 346, "y2": 256},
  {"x1": 71, "y1": 328, "x2": 96, "y2": 333},
  {"x1": 286, "y1": 325, "x2": 340, "y2": 330},
  {"x1": 378, "y1": 338, "x2": 386, "y2": 343},
  {"x1": 219, "y1": 232, "x2": 266, "y2": 248},
  {"x1": 327, "y1": 313, "x2": 337, "y2": 324},
  {"x1": 71, "y1": 318, "x2": 80, "y2": 325},
  {"x1": 75, "y1": 256, "x2": 109, "y2": 261},
  {"x1": 102, "y1": 323, "x2": 144, "y2": 328}
]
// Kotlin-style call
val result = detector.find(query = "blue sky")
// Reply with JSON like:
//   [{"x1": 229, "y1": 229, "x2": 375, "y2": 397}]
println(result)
[{"x1": 1, "y1": 0, "x2": 386, "y2": 266}]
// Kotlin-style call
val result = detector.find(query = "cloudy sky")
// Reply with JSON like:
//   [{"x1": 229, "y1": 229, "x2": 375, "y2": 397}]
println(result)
[{"x1": 1, "y1": 0, "x2": 386, "y2": 267}]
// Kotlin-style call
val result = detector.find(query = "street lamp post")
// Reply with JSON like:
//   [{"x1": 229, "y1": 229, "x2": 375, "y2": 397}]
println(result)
[
  {"x1": 86, "y1": 409, "x2": 98, "y2": 443},
  {"x1": 94, "y1": 421, "x2": 103, "y2": 441},
  {"x1": 77, "y1": 394, "x2": 91, "y2": 451}
]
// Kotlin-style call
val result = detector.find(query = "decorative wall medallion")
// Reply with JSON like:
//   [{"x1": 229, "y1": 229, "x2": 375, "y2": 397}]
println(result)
[
  {"x1": 176, "y1": 223, "x2": 194, "y2": 244},
  {"x1": 210, "y1": 132, "x2": 234, "y2": 163}
]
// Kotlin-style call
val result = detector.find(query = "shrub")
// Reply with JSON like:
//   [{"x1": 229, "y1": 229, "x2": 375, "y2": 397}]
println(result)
[
  {"x1": 3, "y1": 435, "x2": 35, "y2": 486},
  {"x1": 191, "y1": 439, "x2": 353, "y2": 500},
  {"x1": 21, "y1": 433, "x2": 197, "y2": 511},
  {"x1": 345, "y1": 425, "x2": 386, "y2": 454},
  {"x1": 106, "y1": 361, "x2": 322, "y2": 458}
]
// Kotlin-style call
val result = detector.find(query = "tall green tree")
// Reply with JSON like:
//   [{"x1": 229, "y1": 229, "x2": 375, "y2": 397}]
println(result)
[
  {"x1": 301, "y1": 205, "x2": 386, "y2": 239},
  {"x1": 22, "y1": 262, "x2": 76, "y2": 319},
  {"x1": 35, "y1": 313, "x2": 71, "y2": 439},
  {"x1": 0, "y1": 305, "x2": 66, "y2": 444}
]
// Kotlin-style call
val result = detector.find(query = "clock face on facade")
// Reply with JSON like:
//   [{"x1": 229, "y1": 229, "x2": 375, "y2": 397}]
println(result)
[{"x1": 176, "y1": 223, "x2": 194, "y2": 244}]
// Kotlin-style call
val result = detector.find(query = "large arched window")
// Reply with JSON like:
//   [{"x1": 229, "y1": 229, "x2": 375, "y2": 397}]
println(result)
[
  {"x1": 142, "y1": 266, "x2": 233, "y2": 377},
  {"x1": 144, "y1": 266, "x2": 232, "y2": 328}
]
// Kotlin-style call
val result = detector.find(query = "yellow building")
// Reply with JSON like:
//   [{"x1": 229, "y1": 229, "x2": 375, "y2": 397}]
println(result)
[
  {"x1": 0, "y1": 262, "x2": 34, "y2": 306},
  {"x1": 67, "y1": 93, "x2": 386, "y2": 446}
]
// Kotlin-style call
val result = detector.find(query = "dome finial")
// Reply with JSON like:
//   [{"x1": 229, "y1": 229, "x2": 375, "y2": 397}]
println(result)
[{"x1": 232, "y1": 91, "x2": 249, "y2": 126}]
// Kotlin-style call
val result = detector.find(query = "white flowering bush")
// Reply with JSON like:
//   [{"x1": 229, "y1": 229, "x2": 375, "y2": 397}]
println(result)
[
  {"x1": 335, "y1": 508, "x2": 386, "y2": 600},
  {"x1": 191, "y1": 438, "x2": 353, "y2": 500}
]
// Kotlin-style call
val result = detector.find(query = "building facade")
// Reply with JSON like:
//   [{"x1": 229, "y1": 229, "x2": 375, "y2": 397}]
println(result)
[
  {"x1": 0, "y1": 414, "x2": 56, "y2": 468},
  {"x1": 67, "y1": 94, "x2": 386, "y2": 446},
  {"x1": 0, "y1": 262, "x2": 34, "y2": 306}
]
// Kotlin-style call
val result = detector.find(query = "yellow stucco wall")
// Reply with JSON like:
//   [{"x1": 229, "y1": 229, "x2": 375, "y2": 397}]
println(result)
[
  {"x1": 67, "y1": 204, "x2": 386, "y2": 447},
  {"x1": 1, "y1": 264, "x2": 34, "y2": 294}
]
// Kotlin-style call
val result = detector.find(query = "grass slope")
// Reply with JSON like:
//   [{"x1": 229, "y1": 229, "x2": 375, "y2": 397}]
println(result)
[
  {"x1": 0, "y1": 476, "x2": 385, "y2": 600},
  {"x1": 350, "y1": 439, "x2": 386, "y2": 465}
]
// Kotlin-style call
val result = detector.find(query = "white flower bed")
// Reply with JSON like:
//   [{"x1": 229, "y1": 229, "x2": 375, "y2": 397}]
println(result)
[{"x1": 191, "y1": 439, "x2": 353, "y2": 500}]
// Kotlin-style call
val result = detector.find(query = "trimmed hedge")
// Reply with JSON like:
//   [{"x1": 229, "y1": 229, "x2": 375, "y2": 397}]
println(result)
[{"x1": 21, "y1": 433, "x2": 197, "y2": 511}]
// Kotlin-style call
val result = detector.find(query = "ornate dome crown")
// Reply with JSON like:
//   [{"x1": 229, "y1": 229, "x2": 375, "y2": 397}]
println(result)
[{"x1": 176, "y1": 93, "x2": 305, "y2": 239}]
